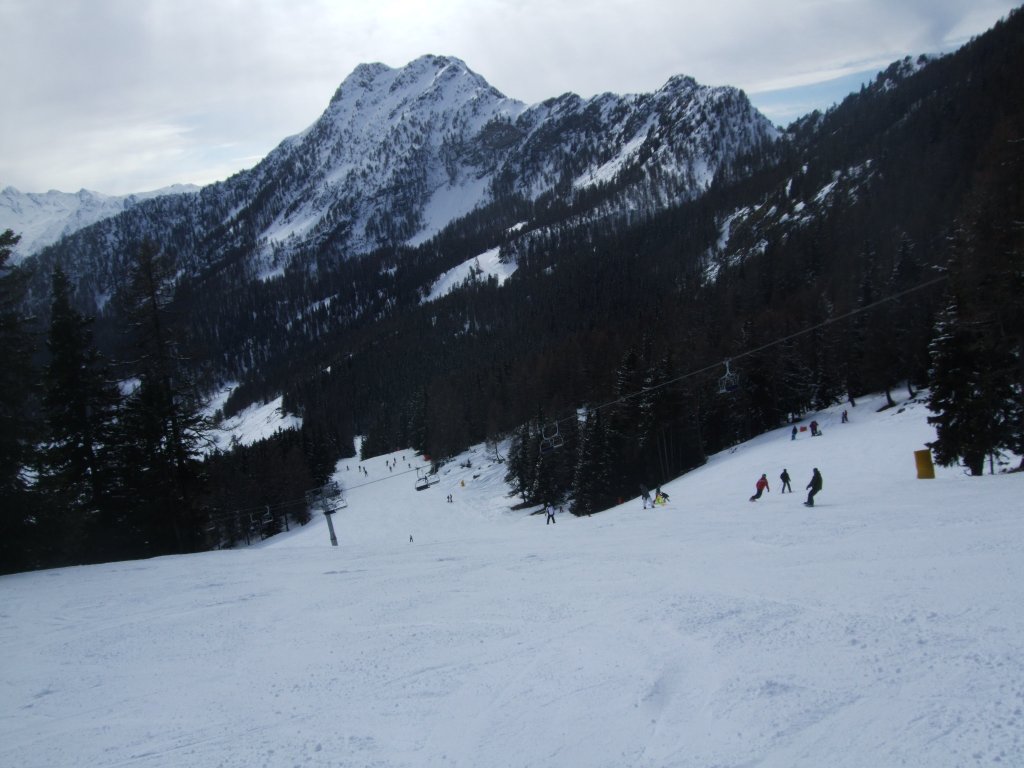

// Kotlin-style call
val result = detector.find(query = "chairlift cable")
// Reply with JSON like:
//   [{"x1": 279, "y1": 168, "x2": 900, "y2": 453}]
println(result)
[
  {"x1": 543, "y1": 274, "x2": 948, "y2": 430},
  {"x1": 215, "y1": 464, "x2": 423, "y2": 521}
]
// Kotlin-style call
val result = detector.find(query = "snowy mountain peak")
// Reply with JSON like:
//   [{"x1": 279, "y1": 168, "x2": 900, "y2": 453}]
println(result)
[
  {"x1": 659, "y1": 73, "x2": 700, "y2": 94},
  {"x1": 330, "y1": 55, "x2": 505, "y2": 111},
  {"x1": 30, "y1": 55, "x2": 779, "y2": 300}
]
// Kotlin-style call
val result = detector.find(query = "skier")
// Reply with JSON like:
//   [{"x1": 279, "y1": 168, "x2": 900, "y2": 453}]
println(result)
[
  {"x1": 841, "y1": 410, "x2": 849, "y2": 423},
  {"x1": 804, "y1": 468, "x2": 823, "y2": 507},
  {"x1": 791, "y1": 425, "x2": 798, "y2": 441},
  {"x1": 780, "y1": 468, "x2": 792, "y2": 493},
  {"x1": 749, "y1": 473, "x2": 770, "y2": 501},
  {"x1": 639, "y1": 484, "x2": 653, "y2": 509},
  {"x1": 546, "y1": 504, "x2": 557, "y2": 525},
  {"x1": 655, "y1": 486, "x2": 670, "y2": 505},
  {"x1": 810, "y1": 420, "x2": 820, "y2": 436}
]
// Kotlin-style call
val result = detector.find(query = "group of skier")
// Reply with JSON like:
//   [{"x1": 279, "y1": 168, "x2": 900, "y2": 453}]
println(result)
[
  {"x1": 555, "y1": 412, "x2": 840, "y2": 521},
  {"x1": 639, "y1": 484, "x2": 671, "y2": 509},
  {"x1": 749, "y1": 467, "x2": 823, "y2": 507},
  {"x1": 634, "y1": 466, "x2": 823, "y2": 513}
]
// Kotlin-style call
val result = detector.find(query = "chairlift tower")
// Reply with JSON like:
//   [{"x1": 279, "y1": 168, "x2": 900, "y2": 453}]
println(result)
[{"x1": 305, "y1": 480, "x2": 346, "y2": 546}]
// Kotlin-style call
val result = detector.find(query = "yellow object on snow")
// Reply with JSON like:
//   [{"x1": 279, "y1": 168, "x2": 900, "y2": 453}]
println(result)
[{"x1": 914, "y1": 449, "x2": 935, "y2": 479}]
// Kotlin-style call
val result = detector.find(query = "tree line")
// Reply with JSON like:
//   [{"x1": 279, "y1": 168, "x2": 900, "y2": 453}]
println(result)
[{"x1": 1, "y1": 234, "x2": 324, "y2": 574}]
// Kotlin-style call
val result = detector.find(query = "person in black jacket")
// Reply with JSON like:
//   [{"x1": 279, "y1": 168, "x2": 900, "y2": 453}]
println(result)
[
  {"x1": 639, "y1": 484, "x2": 653, "y2": 509},
  {"x1": 804, "y1": 468, "x2": 823, "y2": 507},
  {"x1": 780, "y1": 469, "x2": 792, "y2": 493}
]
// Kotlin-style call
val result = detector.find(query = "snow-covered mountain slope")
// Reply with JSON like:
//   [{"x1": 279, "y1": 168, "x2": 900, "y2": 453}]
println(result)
[
  {"x1": 32, "y1": 55, "x2": 778, "y2": 303},
  {"x1": 242, "y1": 57, "x2": 777, "y2": 262},
  {"x1": 239, "y1": 55, "x2": 530, "y2": 267},
  {"x1": 3, "y1": 391, "x2": 1022, "y2": 767},
  {"x1": 0, "y1": 184, "x2": 199, "y2": 263}
]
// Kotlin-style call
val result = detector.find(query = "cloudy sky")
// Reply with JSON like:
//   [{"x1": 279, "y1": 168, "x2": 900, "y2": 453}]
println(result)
[{"x1": 1, "y1": 0, "x2": 1018, "y2": 195}]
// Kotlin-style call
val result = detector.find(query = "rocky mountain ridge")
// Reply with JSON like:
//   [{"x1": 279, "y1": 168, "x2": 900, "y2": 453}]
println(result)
[{"x1": 27, "y1": 55, "x2": 778, "y2": 307}]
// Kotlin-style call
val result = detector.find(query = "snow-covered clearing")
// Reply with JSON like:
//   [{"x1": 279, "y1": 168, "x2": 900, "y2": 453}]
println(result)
[
  {"x1": 2, "y1": 393, "x2": 1022, "y2": 767},
  {"x1": 208, "y1": 391, "x2": 302, "y2": 452},
  {"x1": 422, "y1": 246, "x2": 516, "y2": 302}
]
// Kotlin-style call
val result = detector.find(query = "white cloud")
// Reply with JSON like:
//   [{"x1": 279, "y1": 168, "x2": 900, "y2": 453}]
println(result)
[{"x1": 0, "y1": 0, "x2": 1018, "y2": 193}]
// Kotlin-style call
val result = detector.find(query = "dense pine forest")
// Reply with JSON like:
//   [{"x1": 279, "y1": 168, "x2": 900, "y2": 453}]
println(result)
[{"x1": 2, "y1": 10, "x2": 1022, "y2": 573}]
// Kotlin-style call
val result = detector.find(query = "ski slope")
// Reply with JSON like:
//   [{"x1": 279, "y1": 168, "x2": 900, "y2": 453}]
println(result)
[{"x1": 2, "y1": 393, "x2": 1023, "y2": 767}]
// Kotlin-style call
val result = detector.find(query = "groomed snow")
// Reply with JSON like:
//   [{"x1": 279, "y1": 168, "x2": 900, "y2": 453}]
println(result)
[{"x1": 2, "y1": 393, "x2": 1022, "y2": 767}]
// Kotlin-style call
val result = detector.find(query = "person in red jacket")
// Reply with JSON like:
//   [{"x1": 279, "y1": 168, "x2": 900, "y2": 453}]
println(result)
[{"x1": 749, "y1": 473, "x2": 770, "y2": 501}]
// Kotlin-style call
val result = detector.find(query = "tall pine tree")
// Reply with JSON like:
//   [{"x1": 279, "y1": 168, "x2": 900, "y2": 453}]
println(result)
[
  {"x1": 39, "y1": 266, "x2": 126, "y2": 564},
  {"x1": 927, "y1": 228, "x2": 1019, "y2": 475},
  {"x1": 0, "y1": 230, "x2": 42, "y2": 573},
  {"x1": 115, "y1": 241, "x2": 211, "y2": 554}
]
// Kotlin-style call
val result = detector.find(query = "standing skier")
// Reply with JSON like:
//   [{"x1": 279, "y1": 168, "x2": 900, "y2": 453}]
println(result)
[
  {"x1": 749, "y1": 473, "x2": 770, "y2": 501},
  {"x1": 805, "y1": 468, "x2": 823, "y2": 507},
  {"x1": 639, "y1": 484, "x2": 653, "y2": 509},
  {"x1": 780, "y1": 468, "x2": 792, "y2": 493},
  {"x1": 546, "y1": 504, "x2": 557, "y2": 525}
]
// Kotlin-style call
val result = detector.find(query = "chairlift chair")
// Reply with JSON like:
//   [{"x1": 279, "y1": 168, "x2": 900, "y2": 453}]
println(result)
[
  {"x1": 259, "y1": 510, "x2": 276, "y2": 540},
  {"x1": 540, "y1": 422, "x2": 564, "y2": 454},
  {"x1": 415, "y1": 467, "x2": 438, "y2": 491},
  {"x1": 718, "y1": 359, "x2": 740, "y2": 395}
]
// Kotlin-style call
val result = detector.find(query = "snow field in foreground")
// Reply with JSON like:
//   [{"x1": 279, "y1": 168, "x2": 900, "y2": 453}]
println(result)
[{"x1": 2, "y1": 393, "x2": 1022, "y2": 767}]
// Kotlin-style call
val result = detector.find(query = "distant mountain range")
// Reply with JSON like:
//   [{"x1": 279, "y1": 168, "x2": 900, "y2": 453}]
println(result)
[{"x1": 0, "y1": 184, "x2": 199, "y2": 263}]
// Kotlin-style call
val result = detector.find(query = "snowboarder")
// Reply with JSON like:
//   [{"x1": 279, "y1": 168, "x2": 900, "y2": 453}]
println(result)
[
  {"x1": 805, "y1": 468, "x2": 823, "y2": 507},
  {"x1": 780, "y1": 468, "x2": 792, "y2": 493},
  {"x1": 546, "y1": 504, "x2": 557, "y2": 525},
  {"x1": 640, "y1": 484, "x2": 653, "y2": 509},
  {"x1": 749, "y1": 473, "x2": 770, "y2": 501}
]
